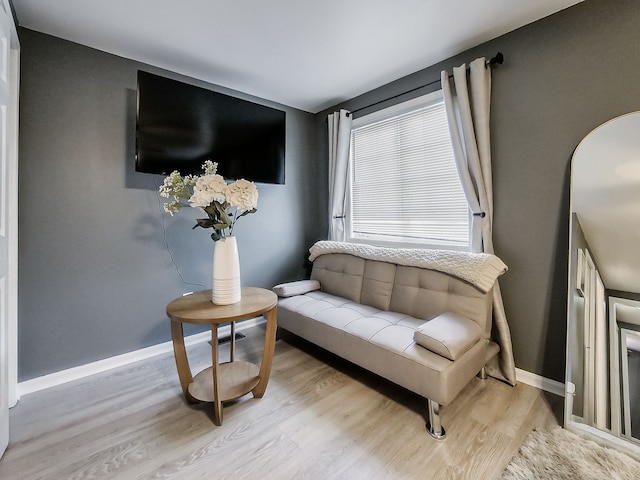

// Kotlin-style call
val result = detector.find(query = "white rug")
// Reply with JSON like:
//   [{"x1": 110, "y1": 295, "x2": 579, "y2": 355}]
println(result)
[{"x1": 501, "y1": 427, "x2": 640, "y2": 480}]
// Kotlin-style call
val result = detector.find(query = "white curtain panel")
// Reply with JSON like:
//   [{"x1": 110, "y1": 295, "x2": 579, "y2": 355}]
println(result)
[
  {"x1": 441, "y1": 58, "x2": 516, "y2": 386},
  {"x1": 327, "y1": 109, "x2": 353, "y2": 242}
]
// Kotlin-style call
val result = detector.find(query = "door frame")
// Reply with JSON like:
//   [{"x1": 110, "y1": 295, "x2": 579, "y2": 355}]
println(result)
[{"x1": 3, "y1": 0, "x2": 19, "y2": 408}]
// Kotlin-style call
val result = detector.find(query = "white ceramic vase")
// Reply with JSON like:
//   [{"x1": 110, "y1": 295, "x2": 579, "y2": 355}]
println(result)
[{"x1": 211, "y1": 236, "x2": 241, "y2": 305}]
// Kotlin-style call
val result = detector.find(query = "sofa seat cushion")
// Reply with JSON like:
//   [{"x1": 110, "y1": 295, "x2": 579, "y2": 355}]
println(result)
[
  {"x1": 279, "y1": 291, "x2": 426, "y2": 345},
  {"x1": 413, "y1": 313, "x2": 482, "y2": 360},
  {"x1": 277, "y1": 291, "x2": 490, "y2": 405}
]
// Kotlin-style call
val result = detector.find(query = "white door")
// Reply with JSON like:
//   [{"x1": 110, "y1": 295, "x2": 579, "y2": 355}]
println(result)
[{"x1": 0, "y1": 0, "x2": 18, "y2": 460}]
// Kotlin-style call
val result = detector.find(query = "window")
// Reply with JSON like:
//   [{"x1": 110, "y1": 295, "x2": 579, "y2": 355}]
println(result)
[{"x1": 348, "y1": 91, "x2": 469, "y2": 250}]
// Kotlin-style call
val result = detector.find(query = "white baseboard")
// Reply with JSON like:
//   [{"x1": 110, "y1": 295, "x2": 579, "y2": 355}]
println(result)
[
  {"x1": 17, "y1": 323, "x2": 566, "y2": 401},
  {"x1": 516, "y1": 367, "x2": 565, "y2": 397},
  {"x1": 16, "y1": 318, "x2": 265, "y2": 399}
]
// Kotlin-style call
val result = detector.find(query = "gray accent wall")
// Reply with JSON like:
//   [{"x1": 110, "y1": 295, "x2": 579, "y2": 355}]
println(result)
[
  {"x1": 316, "y1": 0, "x2": 640, "y2": 382},
  {"x1": 18, "y1": 29, "x2": 319, "y2": 381}
]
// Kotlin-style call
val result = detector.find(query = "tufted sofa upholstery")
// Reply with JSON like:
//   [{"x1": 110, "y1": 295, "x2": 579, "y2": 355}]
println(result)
[{"x1": 275, "y1": 251, "x2": 502, "y2": 439}]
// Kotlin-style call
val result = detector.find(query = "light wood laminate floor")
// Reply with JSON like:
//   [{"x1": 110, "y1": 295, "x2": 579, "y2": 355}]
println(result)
[{"x1": 0, "y1": 326, "x2": 563, "y2": 479}]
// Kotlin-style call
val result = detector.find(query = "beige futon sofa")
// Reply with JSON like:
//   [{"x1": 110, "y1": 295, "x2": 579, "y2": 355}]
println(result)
[{"x1": 274, "y1": 241, "x2": 508, "y2": 439}]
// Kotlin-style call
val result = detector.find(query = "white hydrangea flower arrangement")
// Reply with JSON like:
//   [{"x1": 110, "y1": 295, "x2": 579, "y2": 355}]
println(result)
[{"x1": 159, "y1": 160, "x2": 258, "y2": 241}]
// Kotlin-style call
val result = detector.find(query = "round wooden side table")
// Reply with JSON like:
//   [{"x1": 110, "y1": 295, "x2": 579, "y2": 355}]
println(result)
[{"x1": 166, "y1": 287, "x2": 278, "y2": 425}]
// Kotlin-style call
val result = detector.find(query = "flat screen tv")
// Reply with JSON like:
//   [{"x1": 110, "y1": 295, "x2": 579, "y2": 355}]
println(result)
[{"x1": 135, "y1": 71, "x2": 286, "y2": 184}]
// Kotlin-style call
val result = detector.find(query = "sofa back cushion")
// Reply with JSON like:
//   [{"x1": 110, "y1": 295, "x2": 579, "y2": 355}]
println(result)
[
  {"x1": 360, "y1": 260, "x2": 396, "y2": 311},
  {"x1": 389, "y1": 265, "x2": 492, "y2": 337},
  {"x1": 310, "y1": 254, "x2": 493, "y2": 338},
  {"x1": 310, "y1": 254, "x2": 365, "y2": 303}
]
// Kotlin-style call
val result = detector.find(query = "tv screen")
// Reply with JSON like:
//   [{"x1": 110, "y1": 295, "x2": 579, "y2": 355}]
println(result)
[{"x1": 135, "y1": 71, "x2": 286, "y2": 184}]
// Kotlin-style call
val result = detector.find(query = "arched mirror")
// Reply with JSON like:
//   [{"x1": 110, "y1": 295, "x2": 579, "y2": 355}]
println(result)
[{"x1": 566, "y1": 111, "x2": 640, "y2": 458}]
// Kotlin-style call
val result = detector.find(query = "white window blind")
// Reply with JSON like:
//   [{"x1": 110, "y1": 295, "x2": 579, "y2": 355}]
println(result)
[{"x1": 349, "y1": 93, "x2": 469, "y2": 249}]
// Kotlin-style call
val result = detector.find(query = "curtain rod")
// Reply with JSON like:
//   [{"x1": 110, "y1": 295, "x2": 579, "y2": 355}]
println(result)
[{"x1": 347, "y1": 52, "x2": 504, "y2": 117}]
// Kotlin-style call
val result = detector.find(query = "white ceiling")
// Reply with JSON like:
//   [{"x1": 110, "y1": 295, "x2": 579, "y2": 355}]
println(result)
[{"x1": 12, "y1": 0, "x2": 583, "y2": 113}]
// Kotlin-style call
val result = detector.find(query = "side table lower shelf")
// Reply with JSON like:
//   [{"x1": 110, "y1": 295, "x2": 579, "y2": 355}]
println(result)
[
  {"x1": 166, "y1": 287, "x2": 278, "y2": 426},
  {"x1": 188, "y1": 361, "x2": 260, "y2": 403}
]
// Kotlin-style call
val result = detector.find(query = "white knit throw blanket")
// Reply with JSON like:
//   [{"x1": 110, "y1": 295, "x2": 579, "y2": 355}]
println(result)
[{"x1": 309, "y1": 241, "x2": 508, "y2": 293}]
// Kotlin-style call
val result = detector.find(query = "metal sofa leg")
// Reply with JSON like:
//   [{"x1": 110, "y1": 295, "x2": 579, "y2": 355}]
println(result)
[
  {"x1": 426, "y1": 399, "x2": 446, "y2": 440},
  {"x1": 478, "y1": 366, "x2": 487, "y2": 380}
]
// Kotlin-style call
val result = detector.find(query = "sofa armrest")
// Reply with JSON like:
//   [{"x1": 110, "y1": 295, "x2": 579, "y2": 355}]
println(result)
[
  {"x1": 273, "y1": 279, "x2": 321, "y2": 298},
  {"x1": 413, "y1": 312, "x2": 482, "y2": 361}
]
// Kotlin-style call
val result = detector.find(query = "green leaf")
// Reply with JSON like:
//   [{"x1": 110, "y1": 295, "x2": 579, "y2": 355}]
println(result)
[
  {"x1": 203, "y1": 203, "x2": 218, "y2": 218},
  {"x1": 216, "y1": 206, "x2": 232, "y2": 226},
  {"x1": 193, "y1": 218, "x2": 215, "y2": 229},
  {"x1": 237, "y1": 208, "x2": 257, "y2": 219}
]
